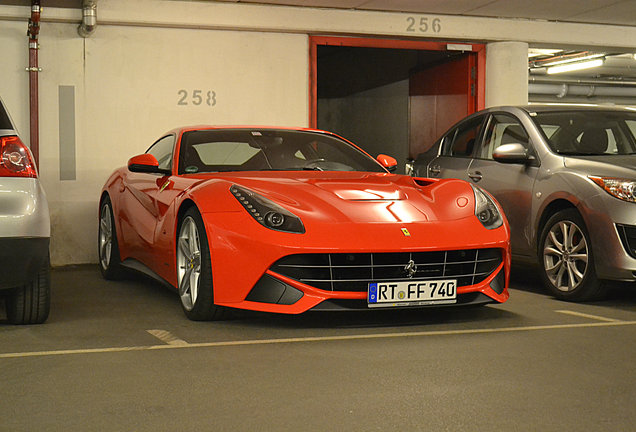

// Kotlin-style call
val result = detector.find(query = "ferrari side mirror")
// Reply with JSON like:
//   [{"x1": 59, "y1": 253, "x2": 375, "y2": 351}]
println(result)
[
  {"x1": 128, "y1": 154, "x2": 171, "y2": 175},
  {"x1": 377, "y1": 154, "x2": 398, "y2": 172}
]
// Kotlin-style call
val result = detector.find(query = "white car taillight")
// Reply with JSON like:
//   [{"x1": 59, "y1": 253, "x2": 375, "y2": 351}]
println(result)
[{"x1": 0, "y1": 136, "x2": 38, "y2": 178}]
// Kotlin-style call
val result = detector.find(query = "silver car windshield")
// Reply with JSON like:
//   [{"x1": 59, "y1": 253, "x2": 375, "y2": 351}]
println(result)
[{"x1": 532, "y1": 111, "x2": 636, "y2": 156}]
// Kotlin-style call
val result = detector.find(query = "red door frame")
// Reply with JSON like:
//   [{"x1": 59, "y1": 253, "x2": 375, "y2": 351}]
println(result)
[{"x1": 309, "y1": 36, "x2": 485, "y2": 128}]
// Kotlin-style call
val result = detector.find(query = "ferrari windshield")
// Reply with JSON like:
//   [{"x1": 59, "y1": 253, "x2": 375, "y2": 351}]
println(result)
[
  {"x1": 177, "y1": 129, "x2": 386, "y2": 174},
  {"x1": 532, "y1": 110, "x2": 636, "y2": 156}
]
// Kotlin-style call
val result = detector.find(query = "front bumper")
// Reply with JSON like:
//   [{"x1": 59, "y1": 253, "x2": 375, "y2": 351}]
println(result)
[
  {"x1": 205, "y1": 211, "x2": 510, "y2": 314},
  {"x1": 581, "y1": 193, "x2": 636, "y2": 281}
]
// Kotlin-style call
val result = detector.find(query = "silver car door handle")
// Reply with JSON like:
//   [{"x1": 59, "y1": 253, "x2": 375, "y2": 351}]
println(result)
[
  {"x1": 468, "y1": 171, "x2": 482, "y2": 182},
  {"x1": 430, "y1": 165, "x2": 441, "y2": 175}
]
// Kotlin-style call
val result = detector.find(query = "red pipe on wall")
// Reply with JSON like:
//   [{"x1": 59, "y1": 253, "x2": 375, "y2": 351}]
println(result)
[{"x1": 27, "y1": 0, "x2": 41, "y2": 169}]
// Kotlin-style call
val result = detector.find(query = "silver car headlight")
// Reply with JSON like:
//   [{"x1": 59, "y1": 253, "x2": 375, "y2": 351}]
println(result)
[
  {"x1": 589, "y1": 176, "x2": 636, "y2": 203},
  {"x1": 471, "y1": 185, "x2": 503, "y2": 230},
  {"x1": 230, "y1": 184, "x2": 305, "y2": 233}
]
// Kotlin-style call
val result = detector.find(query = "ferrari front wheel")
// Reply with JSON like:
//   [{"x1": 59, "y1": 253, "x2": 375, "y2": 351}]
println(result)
[{"x1": 177, "y1": 207, "x2": 225, "y2": 320}]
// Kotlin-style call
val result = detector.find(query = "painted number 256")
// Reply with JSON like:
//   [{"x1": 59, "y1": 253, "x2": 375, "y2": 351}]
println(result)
[
  {"x1": 177, "y1": 89, "x2": 217, "y2": 106},
  {"x1": 406, "y1": 16, "x2": 442, "y2": 33}
]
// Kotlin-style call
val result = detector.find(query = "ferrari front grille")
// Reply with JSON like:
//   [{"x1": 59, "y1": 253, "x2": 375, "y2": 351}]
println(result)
[{"x1": 270, "y1": 248, "x2": 503, "y2": 292}]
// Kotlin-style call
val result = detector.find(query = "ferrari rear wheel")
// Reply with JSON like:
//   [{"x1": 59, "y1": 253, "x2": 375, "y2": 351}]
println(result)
[
  {"x1": 177, "y1": 207, "x2": 225, "y2": 320},
  {"x1": 98, "y1": 196, "x2": 123, "y2": 280}
]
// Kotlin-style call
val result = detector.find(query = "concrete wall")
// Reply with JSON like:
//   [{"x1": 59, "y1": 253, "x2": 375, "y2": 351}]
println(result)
[
  {"x1": 318, "y1": 80, "x2": 409, "y2": 174},
  {"x1": 0, "y1": 15, "x2": 308, "y2": 266},
  {"x1": 486, "y1": 42, "x2": 529, "y2": 107}
]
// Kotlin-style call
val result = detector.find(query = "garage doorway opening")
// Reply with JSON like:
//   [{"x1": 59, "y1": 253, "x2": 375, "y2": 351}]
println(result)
[{"x1": 310, "y1": 37, "x2": 485, "y2": 174}]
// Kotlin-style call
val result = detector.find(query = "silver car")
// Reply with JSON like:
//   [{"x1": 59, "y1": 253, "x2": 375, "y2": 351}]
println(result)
[
  {"x1": 413, "y1": 105, "x2": 636, "y2": 301},
  {"x1": 0, "y1": 98, "x2": 50, "y2": 324}
]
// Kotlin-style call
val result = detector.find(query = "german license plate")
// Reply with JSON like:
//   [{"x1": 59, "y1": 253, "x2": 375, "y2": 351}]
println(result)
[{"x1": 368, "y1": 279, "x2": 457, "y2": 307}]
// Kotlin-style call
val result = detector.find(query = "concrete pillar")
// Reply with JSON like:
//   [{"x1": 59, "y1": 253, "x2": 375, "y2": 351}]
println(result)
[{"x1": 485, "y1": 41, "x2": 529, "y2": 107}]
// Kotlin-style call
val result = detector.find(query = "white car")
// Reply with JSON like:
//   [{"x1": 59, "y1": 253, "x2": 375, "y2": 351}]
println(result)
[{"x1": 0, "y1": 98, "x2": 50, "y2": 324}]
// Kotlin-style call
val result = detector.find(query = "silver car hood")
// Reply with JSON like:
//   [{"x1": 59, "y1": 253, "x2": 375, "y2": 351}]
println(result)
[{"x1": 563, "y1": 155, "x2": 636, "y2": 178}]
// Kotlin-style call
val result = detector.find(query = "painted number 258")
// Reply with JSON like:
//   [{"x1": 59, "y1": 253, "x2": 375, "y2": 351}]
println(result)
[
  {"x1": 177, "y1": 89, "x2": 217, "y2": 106},
  {"x1": 406, "y1": 17, "x2": 442, "y2": 33}
]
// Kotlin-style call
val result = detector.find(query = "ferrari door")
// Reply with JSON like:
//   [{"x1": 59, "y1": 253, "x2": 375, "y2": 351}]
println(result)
[
  {"x1": 120, "y1": 135, "x2": 175, "y2": 265},
  {"x1": 467, "y1": 113, "x2": 540, "y2": 257}
]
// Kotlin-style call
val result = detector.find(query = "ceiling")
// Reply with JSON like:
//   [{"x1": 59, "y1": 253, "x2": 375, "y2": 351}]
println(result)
[
  {"x1": 5, "y1": 0, "x2": 636, "y2": 27},
  {"x1": 214, "y1": 0, "x2": 636, "y2": 27}
]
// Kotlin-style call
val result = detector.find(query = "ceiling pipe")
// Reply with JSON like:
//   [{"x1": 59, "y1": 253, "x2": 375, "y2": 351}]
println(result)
[
  {"x1": 26, "y1": 0, "x2": 41, "y2": 169},
  {"x1": 529, "y1": 83, "x2": 636, "y2": 98},
  {"x1": 78, "y1": 0, "x2": 97, "y2": 38},
  {"x1": 529, "y1": 75, "x2": 636, "y2": 87}
]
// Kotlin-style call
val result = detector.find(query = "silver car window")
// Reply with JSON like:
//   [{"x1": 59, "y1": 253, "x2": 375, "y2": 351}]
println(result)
[
  {"x1": 626, "y1": 120, "x2": 636, "y2": 142},
  {"x1": 478, "y1": 114, "x2": 529, "y2": 160},
  {"x1": 533, "y1": 111, "x2": 636, "y2": 155},
  {"x1": 441, "y1": 115, "x2": 485, "y2": 157},
  {"x1": 0, "y1": 101, "x2": 13, "y2": 130}
]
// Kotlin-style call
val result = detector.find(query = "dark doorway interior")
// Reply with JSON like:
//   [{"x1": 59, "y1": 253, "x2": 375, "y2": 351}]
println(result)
[{"x1": 316, "y1": 44, "x2": 477, "y2": 174}]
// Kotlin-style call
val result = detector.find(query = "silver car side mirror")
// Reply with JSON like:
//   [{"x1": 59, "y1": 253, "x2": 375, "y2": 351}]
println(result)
[{"x1": 492, "y1": 143, "x2": 533, "y2": 164}]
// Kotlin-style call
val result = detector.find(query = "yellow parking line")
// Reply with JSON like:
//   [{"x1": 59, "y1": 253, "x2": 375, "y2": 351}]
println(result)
[
  {"x1": 147, "y1": 329, "x2": 189, "y2": 345},
  {"x1": 1, "y1": 319, "x2": 635, "y2": 360},
  {"x1": 555, "y1": 310, "x2": 622, "y2": 322}
]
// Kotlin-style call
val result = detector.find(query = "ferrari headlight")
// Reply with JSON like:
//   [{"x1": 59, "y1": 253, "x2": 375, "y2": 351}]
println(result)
[
  {"x1": 589, "y1": 176, "x2": 636, "y2": 203},
  {"x1": 472, "y1": 185, "x2": 503, "y2": 230},
  {"x1": 230, "y1": 185, "x2": 305, "y2": 234}
]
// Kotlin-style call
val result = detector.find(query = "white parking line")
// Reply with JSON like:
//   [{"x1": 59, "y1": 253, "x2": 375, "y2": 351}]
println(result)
[
  {"x1": 1, "y1": 319, "x2": 635, "y2": 360},
  {"x1": 147, "y1": 329, "x2": 189, "y2": 345},
  {"x1": 555, "y1": 310, "x2": 622, "y2": 322}
]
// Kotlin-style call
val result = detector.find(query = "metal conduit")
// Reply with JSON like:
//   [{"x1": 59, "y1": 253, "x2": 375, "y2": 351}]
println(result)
[
  {"x1": 529, "y1": 83, "x2": 636, "y2": 98},
  {"x1": 78, "y1": 0, "x2": 97, "y2": 38},
  {"x1": 27, "y1": 0, "x2": 41, "y2": 168}
]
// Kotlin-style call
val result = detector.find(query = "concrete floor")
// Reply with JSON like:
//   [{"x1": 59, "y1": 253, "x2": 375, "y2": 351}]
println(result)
[{"x1": 1, "y1": 265, "x2": 635, "y2": 431}]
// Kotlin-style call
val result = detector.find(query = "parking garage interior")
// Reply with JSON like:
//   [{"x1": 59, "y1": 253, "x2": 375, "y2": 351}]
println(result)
[{"x1": 1, "y1": 1, "x2": 635, "y2": 430}]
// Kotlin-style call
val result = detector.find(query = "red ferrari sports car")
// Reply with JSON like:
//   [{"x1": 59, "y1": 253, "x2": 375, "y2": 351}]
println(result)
[{"x1": 99, "y1": 126, "x2": 510, "y2": 320}]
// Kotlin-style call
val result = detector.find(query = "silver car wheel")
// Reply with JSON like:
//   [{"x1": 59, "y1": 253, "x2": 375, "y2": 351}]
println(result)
[
  {"x1": 177, "y1": 216, "x2": 202, "y2": 311},
  {"x1": 99, "y1": 203, "x2": 113, "y2": 270},
  {"x1": 543, "y1": 220, "x2": 588, "y2": 292}
]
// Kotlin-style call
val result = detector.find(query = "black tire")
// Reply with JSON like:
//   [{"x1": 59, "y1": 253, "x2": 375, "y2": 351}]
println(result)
[
  {"x1": 6, "y1": 253, "x2": 51, "y2": 324},
  {"x1": 538, "y1": 209, "x2": 606, "y2": 301},
  {"x1": 176, "y1": 207, "x2": 225, "y2": 321},
  {"x1": 98, "y1": 196, "x2": 124, "y2": 280}
]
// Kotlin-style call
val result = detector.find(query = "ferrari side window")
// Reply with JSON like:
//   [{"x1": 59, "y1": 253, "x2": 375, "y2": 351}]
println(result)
[
  {"x1": 442, "y1": 115, "x2": 485, "y2": 157},
  {"x1": 147, "y1": 135, "x2": 175, "y2": 171},
  {"x1": 479, "y1": 114, "x2": 529, "y2": 160}
]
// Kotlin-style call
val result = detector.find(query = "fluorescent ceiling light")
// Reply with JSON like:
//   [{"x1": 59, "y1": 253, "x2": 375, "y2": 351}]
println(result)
[
  {"x1": 541, "y1": 53, "x2": 605, "y2": 67},
  {"x1": 547, "y1": 59, "x2": 604, "y2": 74}
]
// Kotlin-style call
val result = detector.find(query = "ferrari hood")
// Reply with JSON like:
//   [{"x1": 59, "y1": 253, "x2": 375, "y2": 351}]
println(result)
[
  {"x1": 310, "y1": 178, "x2": 408, "y2": 201},
  {"x1": 214, "y1": 172, "x2": 476, "y2": 224}
]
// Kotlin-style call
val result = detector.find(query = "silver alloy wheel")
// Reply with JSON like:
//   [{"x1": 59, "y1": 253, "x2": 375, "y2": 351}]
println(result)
[
  {"x1": 543, "y1": 220, "x2": 589, "y2": 292},
  {"x1": 99, "y1": 203, "x2": 113, "y2": 270},
  {"x1": 177, "y1": 216, "x2": 202, "y2": 311}
]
